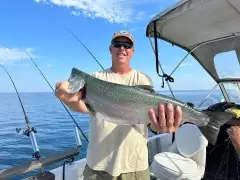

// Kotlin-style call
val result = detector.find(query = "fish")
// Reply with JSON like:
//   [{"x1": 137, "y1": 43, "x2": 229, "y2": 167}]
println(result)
[{"x1": 67, "y1": 67, "x2": 235, "y2": 145}]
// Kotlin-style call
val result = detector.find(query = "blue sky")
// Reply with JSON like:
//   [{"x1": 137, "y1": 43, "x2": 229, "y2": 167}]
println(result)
[{"x1": 0, "y1": 0, "x2": 238, "y2": 93}]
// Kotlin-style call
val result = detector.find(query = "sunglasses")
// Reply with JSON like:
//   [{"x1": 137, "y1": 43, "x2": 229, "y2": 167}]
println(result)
[{"x1": 112, "y1": 41, "x2": 133, "y2": 49}]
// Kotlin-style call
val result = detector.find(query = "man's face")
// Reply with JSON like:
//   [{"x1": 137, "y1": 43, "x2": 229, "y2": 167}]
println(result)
[{"x1": 110, "y1": 37, "x2": 134, "y2": 65}]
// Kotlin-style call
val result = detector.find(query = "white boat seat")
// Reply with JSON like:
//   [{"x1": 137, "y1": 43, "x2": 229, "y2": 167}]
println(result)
[{"x1": 150, "y1": 124, "x2": 208, "y2": 180}]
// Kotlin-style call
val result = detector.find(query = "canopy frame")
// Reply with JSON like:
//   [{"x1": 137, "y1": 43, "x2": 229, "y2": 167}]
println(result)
[{"x1": 146, "y1": 0, "x2": 240, "y2": 103}]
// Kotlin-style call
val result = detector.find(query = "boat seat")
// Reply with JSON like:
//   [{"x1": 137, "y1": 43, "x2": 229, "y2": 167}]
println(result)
[{"x1": 150, "y1": 124, "x2": 208, "y2": 180}]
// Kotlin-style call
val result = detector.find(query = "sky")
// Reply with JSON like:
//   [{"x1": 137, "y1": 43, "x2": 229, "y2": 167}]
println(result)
[{"x1": 0, "y1": 0, "x2": 239, "y2": 93}]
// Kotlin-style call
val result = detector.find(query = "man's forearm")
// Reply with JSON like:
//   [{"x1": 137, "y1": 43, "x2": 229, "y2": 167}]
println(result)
[
  {"x1": 65, "y1": 100, "x2": 89, "y2": 113},
  {"x1": 60, "y1": 95, "x2": 89, "y2": 113}
]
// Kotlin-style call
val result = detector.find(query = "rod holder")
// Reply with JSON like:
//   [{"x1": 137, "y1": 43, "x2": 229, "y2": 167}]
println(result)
[
  {"x1": 22, "y1": 127, "x2": 40, "y2": 160},
  {"x1": 74, "y1": 127, "x2": 82, "y2": 147},
  {"x1": 30, "y1": 131, "x2": 40, "y2": 155}
]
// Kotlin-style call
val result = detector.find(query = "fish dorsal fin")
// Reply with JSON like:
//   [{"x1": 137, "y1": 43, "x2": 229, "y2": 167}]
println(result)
[{"x1": 134, "y1": 85, "x2": 155, "y2": 93}]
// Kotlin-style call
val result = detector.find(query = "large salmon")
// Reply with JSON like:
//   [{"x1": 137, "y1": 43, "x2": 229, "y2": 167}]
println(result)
[{"x1": 67, "y1": 67, "x2": 235, "y2": 145}]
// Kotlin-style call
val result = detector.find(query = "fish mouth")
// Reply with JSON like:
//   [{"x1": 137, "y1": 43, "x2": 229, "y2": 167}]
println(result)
[
  {"x1": 68, "y1": 69, "x2": 85, "y2": 93},
  {"x1": 68, "y1": 77, "x2": 85, "y2": 93}
]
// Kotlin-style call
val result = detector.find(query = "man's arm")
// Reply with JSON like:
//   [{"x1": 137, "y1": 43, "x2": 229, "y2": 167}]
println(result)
[{"x1": 62, "y1": 93, "x2": 89, "y2": 113}]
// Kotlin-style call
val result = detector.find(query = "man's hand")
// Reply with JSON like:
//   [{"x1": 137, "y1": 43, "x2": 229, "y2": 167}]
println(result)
[
  {"x1": 148, "y1": 103, "x2": 182, "y2": 133},
  {"x1": 55, "y1": 81, "x2": 82, "y2": 102},
  {"x1": 227, "y1": 126, "x2": 240, "y2": 152},
  {"x1": 54, "y1": 81, "x2": 89, "y2": 113}
]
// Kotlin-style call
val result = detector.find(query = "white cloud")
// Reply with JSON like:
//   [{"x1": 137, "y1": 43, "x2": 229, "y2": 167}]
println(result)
[
  {"x1": 0, "y1": 47, "x2": 35, "y2": 65},
  {"x1": 34, "y1": 0, "x2": 160, "y2": 24},
  {"x1": 71, "y1": 10, "x2": 81, "y2": 16},
  {"x1": 128, "y1": 27, "x2": 144, "y2": 32},
  {"x1": 180, "y1": 62, "x2": 193, "y2": 67}
]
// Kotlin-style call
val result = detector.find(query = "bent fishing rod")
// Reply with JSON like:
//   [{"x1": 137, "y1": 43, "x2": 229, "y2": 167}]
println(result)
[
  {"x1": 0, "y1": 64, "x2": 41, "y2": 160},
  {"x1": 25, "y1": 52, "x2": 89, "y2": 143}
]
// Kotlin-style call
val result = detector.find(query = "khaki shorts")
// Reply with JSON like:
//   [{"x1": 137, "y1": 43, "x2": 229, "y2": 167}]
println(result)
[{"x1": 83, "y1": 164, "x2": 150, "y2": 180}]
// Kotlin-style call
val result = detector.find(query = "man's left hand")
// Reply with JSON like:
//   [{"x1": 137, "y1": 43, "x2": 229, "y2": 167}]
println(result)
[{"x1": 148, "y1": 103, "x2": 182, "y2": 133}]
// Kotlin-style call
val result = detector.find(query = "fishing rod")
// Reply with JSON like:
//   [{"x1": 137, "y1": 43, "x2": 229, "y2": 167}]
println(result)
[
  {"x1": 0, "y1": 63, "x2": 41, "y2": 160},
  {"x1": 25, "y1": 51, "x2": 89, "y2": 143},
  {"x1": 64, "y1": 26, "x2": 105, "y2": 71}
]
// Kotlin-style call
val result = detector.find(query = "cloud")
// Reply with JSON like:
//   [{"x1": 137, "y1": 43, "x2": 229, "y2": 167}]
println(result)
[
  {"x1": 0, "y1": 47, "x2": 35, "y2": 65},
  {"x1": 34, "y1": 0, "x2": 160, "y2": 24},
  {"x1": 128, "y1": 27, "x2": 144, "y2": 32},
  {"x1": 179, "y1": 62, "x2": 193, "y2": 67}
]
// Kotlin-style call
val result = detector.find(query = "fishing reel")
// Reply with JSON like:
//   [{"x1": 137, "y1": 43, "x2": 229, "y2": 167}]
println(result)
[
  {"x1": 16, "y1": 126, "x2": 41, "y2": 160},
  {"x1": 16, "y1": 126, "x2": 37, "y2": 137}
]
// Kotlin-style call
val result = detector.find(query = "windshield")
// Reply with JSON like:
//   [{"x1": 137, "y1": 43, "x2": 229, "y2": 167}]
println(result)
[
  {"x1": 222, "y1": 82, "x2": 240, "y2": 104},
  {"x1": 214, "y1": 50, "x2": 240, "y2": 79},
  {"x1": 195, "y1": 82, "x2": 240, "y2": 109}
]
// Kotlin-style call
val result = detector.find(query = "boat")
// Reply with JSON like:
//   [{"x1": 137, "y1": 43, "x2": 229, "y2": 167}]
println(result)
[{"x1": 1, "y1": 0, "x2": 240, "y2": 179}]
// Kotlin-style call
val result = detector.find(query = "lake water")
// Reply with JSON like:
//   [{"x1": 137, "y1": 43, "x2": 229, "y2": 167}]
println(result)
[{"x1": 0, "y1": 90, "x2": 228, "y2": 179}]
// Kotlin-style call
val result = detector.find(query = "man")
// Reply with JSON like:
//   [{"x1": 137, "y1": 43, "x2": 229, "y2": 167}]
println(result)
[{"x1": 55, "y1": 30, "x2": 182, "y2": 180}]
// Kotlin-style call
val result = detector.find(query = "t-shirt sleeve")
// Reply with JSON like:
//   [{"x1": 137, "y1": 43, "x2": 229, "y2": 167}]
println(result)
[
  {"x1": 92, "y1": 72, "x2": 97, "y2": 78},
  {"x1": 139, "y1": 74, "x2": 154, "y2": 86}
]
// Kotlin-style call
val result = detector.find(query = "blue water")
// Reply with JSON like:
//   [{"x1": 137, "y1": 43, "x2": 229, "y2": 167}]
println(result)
[{"x1": 0, "y1": 90, "x2": 230, "y2": 179}]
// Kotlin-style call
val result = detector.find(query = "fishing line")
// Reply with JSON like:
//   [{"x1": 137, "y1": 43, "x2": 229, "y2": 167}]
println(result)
[
  {"x1": 25, "y1": 51, "x2": 89, "y2": 143},
  {"x1": 64, "y1": 26, "x2": 105, "y2": 71},
  {"x1": 0, "y1": 63, "x2": 41, "y2": 159}
]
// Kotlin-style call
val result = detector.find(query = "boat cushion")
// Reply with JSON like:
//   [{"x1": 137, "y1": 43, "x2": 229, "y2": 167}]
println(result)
[
  {"x1": 151, "y1": 152, "x2": 203, "y2": 179},
  {"x1": 175, "y1": 124, "x2": 208, "y2": 158}
]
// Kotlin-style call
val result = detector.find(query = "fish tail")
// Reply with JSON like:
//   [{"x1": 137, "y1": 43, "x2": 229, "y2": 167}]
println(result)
[{"x1": 199, "y1": 111, "x2": 235, "y2": 145}]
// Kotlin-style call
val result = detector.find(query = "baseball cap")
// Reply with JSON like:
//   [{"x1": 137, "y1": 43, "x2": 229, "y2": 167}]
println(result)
[{"x1": 111, "y1": 30, "x2": 134, "y2": 45}]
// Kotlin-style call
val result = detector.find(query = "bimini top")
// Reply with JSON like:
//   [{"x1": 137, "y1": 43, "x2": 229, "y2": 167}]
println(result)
[{"x1": 146, "y1": 0, "x2": 240, "y2": 82}]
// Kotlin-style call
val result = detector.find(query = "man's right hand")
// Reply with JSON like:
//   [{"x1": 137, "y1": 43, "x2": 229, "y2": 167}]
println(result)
[
  {"x1": 55, "y1": 81, "x2": 82, "y2": 103},
  {"x1": 54, "y1": 81, "x2": 88, "y2": 113}
]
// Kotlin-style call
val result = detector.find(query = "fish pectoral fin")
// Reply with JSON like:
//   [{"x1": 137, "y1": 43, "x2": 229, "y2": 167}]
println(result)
[
  {"x1": 199, "y1": 111, "x2": 235, "y2": 145},
  {"x1": 134, "y1": 85, "x2": 155, "y2": 93},
  {"x1": 85, "y1": 103, "x2": 96, "y2": 116}
]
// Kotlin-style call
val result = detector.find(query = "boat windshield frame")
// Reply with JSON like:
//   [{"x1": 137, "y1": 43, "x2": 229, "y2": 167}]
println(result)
[
  {"x1": 148, "y1": 31, "x2": 240, "y2": 107},
  {"x1": 145, "y1": 0, "x2": 240, "y2": 108}
]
